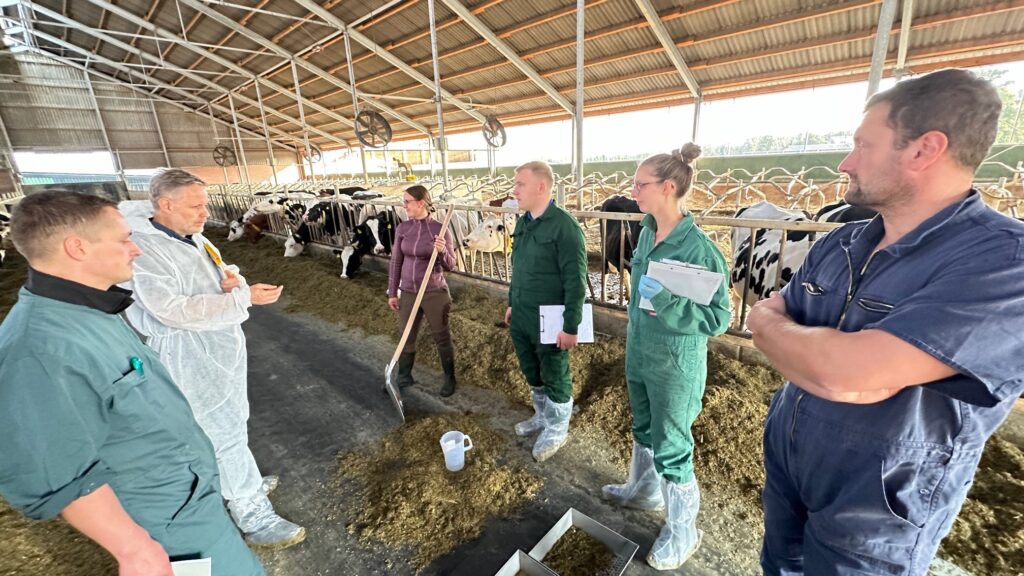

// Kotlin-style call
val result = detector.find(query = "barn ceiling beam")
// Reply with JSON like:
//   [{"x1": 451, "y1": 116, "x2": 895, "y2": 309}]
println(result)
[
  {"x1": 381, "y1": 38, "x2": 1024, "y2": 142},
  {"x1": 205, "y1": 0, "x2": 407, "y2": 110},
  {"x1": 225, "y1": 0, "x2": 501, "y2": 117},
  {"x1": 74, "y1": 0, "x2": 353, "y2": 146},
  {"x1": 894, "y1": 0, "x2": 914, "y2": 80},
  {"x1": 168, "y1": 0, "x2": 272, "y2": 90},
  {"x1": 866, "y1": 0, "x2": 899, "y2": 97},
  {"x1": 437, "y1": 0, "x2": 574, "y2": 113},
  {"x1": 20, "y1": 8, "x2": 335, "y2": 150},
  {"x1": 177, "y1": 0, "x2": 432, "y2": 138},
  {"x1": 362, "y1": 0, "x2": 863, "y2": 110},
  {"x1": 7, "y1": 32, "x2": 298, "y2": 152},
  {"x1": 294, "y1": 0, "x2": 487, "y2": 125},
  {"x1": 631, "y1": 0, "x2": 700, "y2": 98},
  {"x1": 394, "y1": 0, "x2": 1021, "y2": 112},
  {"x1": 352, "y1": 0, "x2": 608, "y2": 89}
]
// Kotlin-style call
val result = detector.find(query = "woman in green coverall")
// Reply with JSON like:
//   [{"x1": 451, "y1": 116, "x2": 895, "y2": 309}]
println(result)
[{"x1": 602, "y1": 143, "x2": 731, "y2": 571}]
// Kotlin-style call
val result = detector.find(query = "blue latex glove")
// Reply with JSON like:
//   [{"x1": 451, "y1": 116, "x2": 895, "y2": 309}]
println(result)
[{"x1": 637, "y1": 275, "x2": 664, "y2": 299}]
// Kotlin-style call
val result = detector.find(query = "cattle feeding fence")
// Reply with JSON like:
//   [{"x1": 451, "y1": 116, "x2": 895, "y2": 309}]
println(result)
[{"x1": 208, "y1": 187, "x2": 844, "y2": 339}]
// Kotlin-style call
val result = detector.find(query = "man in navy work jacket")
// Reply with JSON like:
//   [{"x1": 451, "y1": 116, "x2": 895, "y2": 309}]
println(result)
[{"x1": 748, "y1": 68, "x2": 1024, "y2": 575}]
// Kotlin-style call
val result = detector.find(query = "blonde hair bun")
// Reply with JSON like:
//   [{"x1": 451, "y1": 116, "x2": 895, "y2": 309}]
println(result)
[{"x1": 674, "y1": 142, "x2": 702, "y2": 164}]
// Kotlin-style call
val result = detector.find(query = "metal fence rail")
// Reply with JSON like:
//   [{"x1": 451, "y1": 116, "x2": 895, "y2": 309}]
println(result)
[{"x1": 207, "y1": 191, "x2": 843, "y2": 338}]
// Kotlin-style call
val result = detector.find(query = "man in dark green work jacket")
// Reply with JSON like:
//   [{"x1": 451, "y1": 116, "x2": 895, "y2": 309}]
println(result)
[
  {"x1": 504, "y1": 161, "x2": 588, "y2": 462},
  {"x1": 0, "y1": 191, "x2": 263, "y2": 576}
]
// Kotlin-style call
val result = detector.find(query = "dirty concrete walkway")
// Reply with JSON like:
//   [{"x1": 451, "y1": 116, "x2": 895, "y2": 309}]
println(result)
[{"x1": 242, "y1": 303, "x2": 764, "y2": 576}]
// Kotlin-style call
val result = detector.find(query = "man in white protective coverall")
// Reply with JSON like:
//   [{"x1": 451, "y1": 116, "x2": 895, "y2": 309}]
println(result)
[{"x1": 119, "y1": 168, "x2": 305, "y2": 549}]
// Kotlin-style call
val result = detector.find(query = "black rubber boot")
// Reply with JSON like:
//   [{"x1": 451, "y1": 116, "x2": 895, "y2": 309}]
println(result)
[
  {"x1": 438, "y1": 345, "x2": 457, "y2": 398},
  {"x1": 397, "y1": 351, "x2": 416, "y2": 389}
]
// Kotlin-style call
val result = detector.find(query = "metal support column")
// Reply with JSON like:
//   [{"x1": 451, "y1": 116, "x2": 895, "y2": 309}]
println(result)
[
  {"x1": 428, "y1": 138, "x2": 436, "y2": 178},
  {"x1": 427, "y1": 0, "x2": 449, "y2": 189},
  {"x1": 227, "y1": 93, "x2": 250, "y2": 185},
  {"x1": 867, "y1": 0, "x2": 899, "y2": 98},
  {"x1": 208, "y1": 106, "x2": 230, "y2": 184},
  {"x1": 290, "y1": 59, "x2": 314, "y2": 180},
  {"x1": 253, "y1": 79, "x2": 278, "y2": 185},
  {"x1": 84, "y1": 71, "x2": 124, "y2": 186},
  {"x1": 360, "y1": 148, "x2": 369, "y2": 185},
  {"x1": 149, "y1": 99, "x2": 172, "y2": 167},
  {"x1": 0, "y1": 110, "x2": 23, "y2": 196},
  {"x1": 1012, "y1": 90, "x2": 1024, "y2": 143},
  {"x1": 692, "y1": 91, "x2": 702, "y2": 142},
  {"x1": 341, "y1": 29, "x2": 368, "y2": 186},
  {"x1": 894, "y1": 0, "x2": 914, "y2": 81},
  {"x1": 114, "y1": 150, "x2": 127, "y2": 188},
  {"x1": 573, "y1": 0, "x2": 585, "y2": 208}
]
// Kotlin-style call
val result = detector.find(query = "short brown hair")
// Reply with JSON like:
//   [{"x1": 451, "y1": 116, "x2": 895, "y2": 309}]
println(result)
[
  {"x1": 866, "y1": 68, "x2": 1001, "y2": 170},
  {"x1": 516, "y1": 161, "x2": 554, "y2": 190},
  {"x1": 9, "y1": 191, "x2": 116, "y2": 262},
  {"x1": 150, "y1": 168, "x2": 206, "y2": 208}
]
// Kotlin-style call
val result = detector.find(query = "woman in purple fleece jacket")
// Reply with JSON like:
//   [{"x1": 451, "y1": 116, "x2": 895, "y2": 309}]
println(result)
[{"x1": 387, "y1": 185, "x2": 459, "y2": 396}]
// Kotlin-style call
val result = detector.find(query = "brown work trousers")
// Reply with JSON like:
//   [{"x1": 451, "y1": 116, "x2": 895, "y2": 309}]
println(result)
[{"x1": 397, "y1": 289, "x2": 453, "y2": 354}]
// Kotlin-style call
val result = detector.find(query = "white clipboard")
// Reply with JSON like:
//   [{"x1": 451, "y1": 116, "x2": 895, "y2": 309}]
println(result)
[
  {"x1": 638, "y1": 259, "x2": 724, "y2": 310},
  {"x1": 539, "y1": 304, "x2": 595, "y2": 344},
  {"x1": 172, "y1": 558, "x2": 211, "y2": 576}
]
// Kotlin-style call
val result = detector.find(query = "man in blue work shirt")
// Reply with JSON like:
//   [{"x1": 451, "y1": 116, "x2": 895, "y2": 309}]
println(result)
[
  {"x1": 0, "y1": 191, "x2": 264, "y2": 576},
  {"x1": 748, "y1": 68, "x2": 1024, "y2": 575}
]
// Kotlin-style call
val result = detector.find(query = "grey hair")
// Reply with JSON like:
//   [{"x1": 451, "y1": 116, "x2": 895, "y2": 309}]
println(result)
[
  {"x1": 640, "y1": 142, "x2": 702, "y2": 210},
  {"x1": 149, "y1": 168, "x2": 207, "y2": 208}
]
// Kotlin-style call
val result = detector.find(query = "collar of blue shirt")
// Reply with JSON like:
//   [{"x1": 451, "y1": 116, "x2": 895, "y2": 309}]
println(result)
[{"x1": 150, "y1": 218, "x2": 197, "y2": 247}]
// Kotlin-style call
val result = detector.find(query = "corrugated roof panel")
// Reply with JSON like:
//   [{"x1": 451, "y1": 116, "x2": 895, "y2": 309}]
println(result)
[
  {"x1": 5, "y1": 0, "x2": 1024, "y2": 151},
  {"x1": 478, "y1": 0, "x2": 558, "y2": 33}
]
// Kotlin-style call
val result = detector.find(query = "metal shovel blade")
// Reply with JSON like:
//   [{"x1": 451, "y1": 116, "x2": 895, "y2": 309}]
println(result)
[{"x1": 384, "y1": 359, "x2": 406, "y2": 422}]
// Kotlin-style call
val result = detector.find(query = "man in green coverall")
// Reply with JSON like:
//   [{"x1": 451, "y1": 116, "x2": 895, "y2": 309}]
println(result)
[
  {"x1": 0, "y1": 191, "x2": 263, "y2": 576},
  {"x1": 504, "y1": 161, "x2": 588, "y2": 462}
]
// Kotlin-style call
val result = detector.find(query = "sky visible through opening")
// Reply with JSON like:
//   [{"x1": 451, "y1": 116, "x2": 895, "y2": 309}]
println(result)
[{"x1": 13, "y1": 61, "x2": 1024, "y2": 176}]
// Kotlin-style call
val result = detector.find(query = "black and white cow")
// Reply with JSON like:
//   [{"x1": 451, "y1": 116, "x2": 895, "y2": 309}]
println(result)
[
  {"x1": 351, "y1": 190, "x2": 384, "y2": 201},
  {"x1": 598, "y1": 196, "x2": 642, "y2": 300},
  {"x1": 815, "y1": 200, "x2": 877, "y2": 223},
  {"x1": 461, "y1": 197, "x2": 514, "y2": 254},
  {"x1": 730, "y1": 202, "x2": 814, "y2": 308},
  {"x1": 332, "y1": 222, "x2": 376, "y2": 279},
  {"x1": 601, "y1": 196, "x2": 642, "y2": 273},
  {"x1": 359, "y1": 210, "x2": 400, "y2": 255},
  {"x1": 323, "y1": 185, "x2": 367, "y2": 197},
  {"x1": 283, "y1": 201, "x2": 358, "y2": 257},
  {"x1": 0, "y1": 212, "x2": 10, "y2": 267},
  {"x1": 730, "y1": 200, "x2": 879, "y2": 308},
  {"x1": 462, "y1": 215, "x2": 513, "y2": 253}
]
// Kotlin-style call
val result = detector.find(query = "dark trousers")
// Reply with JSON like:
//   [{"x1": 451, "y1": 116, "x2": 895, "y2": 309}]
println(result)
[
  {"x1": 509, "y1": 308, "x2": 572, "y2": 404},
  {"x1": 761, "y1": 384, "x2": 980, "y2": 576},
  {"x1": 397, "y1": 289, "x2": 453, "y2": 354}
]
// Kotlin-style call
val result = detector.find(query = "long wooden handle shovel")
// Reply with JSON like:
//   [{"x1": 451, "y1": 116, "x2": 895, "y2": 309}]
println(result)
[{"x1": 384, "y1": 205, "x2": 456, "y2": 422}]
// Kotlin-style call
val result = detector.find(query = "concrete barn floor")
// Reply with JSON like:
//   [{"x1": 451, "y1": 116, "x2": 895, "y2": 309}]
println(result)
[{"x1": 241, "y1": 302, "x2": 766, "y2": 576}]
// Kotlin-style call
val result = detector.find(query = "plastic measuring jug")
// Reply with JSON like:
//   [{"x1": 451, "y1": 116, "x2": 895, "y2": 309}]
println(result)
[{"x1": 440, "y1": 430, "x2": 474, "y2": 472}]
